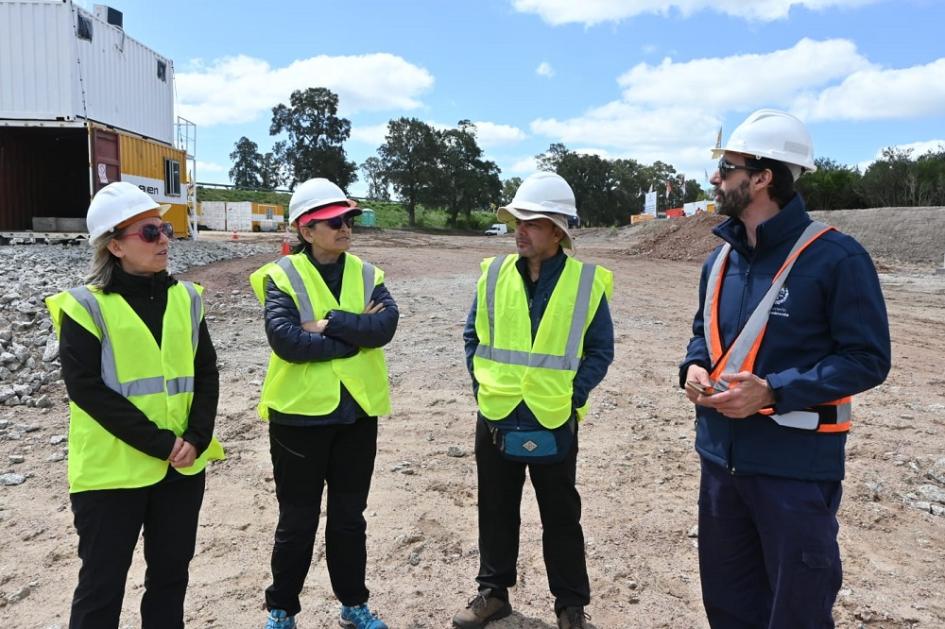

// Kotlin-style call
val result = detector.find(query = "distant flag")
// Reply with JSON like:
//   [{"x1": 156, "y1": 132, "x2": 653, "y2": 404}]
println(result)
[{"x1": 704, "y1": 169, "x2": 709, "y2": 181}]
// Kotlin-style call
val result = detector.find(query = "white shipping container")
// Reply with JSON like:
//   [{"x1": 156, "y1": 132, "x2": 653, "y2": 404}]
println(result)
[
  {"x1": 198, "y1": 201, "x2": 252, "y2": 232},
  {"x1": 0, "y1": 0, "x2": 175, "y2": 145},
  {"x1": 198, "y1": 201, "x2": 228, "y2": 231}
]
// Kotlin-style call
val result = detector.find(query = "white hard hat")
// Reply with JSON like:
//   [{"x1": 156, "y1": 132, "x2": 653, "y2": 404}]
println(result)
[
  {"x1": 87, "y1": 181, "x2": 169, "y2": 240},
  {"x1": 288, "y1": 178, "x2": 349, "y2": 224},
  {"x1": 712, "y1": 109, "x2": 816, "y2": 181},
  {"x1": 498, "y1": 171, "x2": 578, "y2": 219}
]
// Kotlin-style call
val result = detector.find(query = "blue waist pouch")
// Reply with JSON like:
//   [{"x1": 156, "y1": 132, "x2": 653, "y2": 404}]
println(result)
[{"x1": 485, "y1": 414, "x2": 576, "y2": 464}]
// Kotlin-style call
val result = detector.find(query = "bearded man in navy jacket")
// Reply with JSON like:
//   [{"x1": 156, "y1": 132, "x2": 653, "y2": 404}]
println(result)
[{"x1": 680, "y1": 109, "x2": 891, "y2": 629}]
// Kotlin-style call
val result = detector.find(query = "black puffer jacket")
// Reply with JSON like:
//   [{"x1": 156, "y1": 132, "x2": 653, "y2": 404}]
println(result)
[{"x1": 263, "y1": 250, "x2": 399, "y2": 425}]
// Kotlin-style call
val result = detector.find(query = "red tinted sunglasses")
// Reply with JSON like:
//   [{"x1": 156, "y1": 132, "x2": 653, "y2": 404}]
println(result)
[
  {"x1": 119, "y1": 222, "x2": 174, "y2": 243},
  {"x1": 307, "y1": 215, "x2": 355, "y2": 230}
]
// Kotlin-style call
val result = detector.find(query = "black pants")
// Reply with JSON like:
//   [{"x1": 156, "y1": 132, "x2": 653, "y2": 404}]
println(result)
[
  {"x1": 474, "y1": 418, "x2": 590, "y2": 613},
  {"x1": 265, "y1": 418, "x2": 378, "y2": 615},
  {"x1": 69, "y1": 471, "x2": 206, "y2": 629}
]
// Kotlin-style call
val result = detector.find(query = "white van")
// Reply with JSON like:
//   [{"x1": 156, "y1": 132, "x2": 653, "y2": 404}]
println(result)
[{"x1": 484, "y1": 223, "x2": 508, "y2": 236}]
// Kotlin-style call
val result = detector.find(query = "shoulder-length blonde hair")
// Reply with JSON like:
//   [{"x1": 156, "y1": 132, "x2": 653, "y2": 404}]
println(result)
[{"x1": 85, "y1": 232, "x2": 122, "y2": 289}]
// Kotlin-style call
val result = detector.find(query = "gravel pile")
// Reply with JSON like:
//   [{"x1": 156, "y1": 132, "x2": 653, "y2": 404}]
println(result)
[{"x1": 0, "y1": 240, "x2": 272, "y2": 406}]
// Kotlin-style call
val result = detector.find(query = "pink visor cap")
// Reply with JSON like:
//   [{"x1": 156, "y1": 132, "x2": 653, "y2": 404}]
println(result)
[{"x1": 296, "y1": 202, "x2": 362, "y2": 226}]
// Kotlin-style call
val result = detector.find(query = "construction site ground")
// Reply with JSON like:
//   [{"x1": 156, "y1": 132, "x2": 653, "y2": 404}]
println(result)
[{"x1": 2, "y1": 213, "x2": 944, "y2": 628}]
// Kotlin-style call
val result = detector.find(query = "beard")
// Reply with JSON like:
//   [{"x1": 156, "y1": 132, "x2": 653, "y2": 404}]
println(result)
[{"x1": 716, "y1": 179, "x2": 752, "y2": 219}]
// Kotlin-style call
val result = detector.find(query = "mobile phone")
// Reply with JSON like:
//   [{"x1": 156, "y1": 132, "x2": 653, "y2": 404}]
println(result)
[{"x1": 686, "y1": 380, "x2": 716, "y2": 396}]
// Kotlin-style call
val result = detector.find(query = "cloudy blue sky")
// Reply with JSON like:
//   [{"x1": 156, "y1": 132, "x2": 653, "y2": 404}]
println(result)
[{"x1": 82, "y1": 0, "x2": 945, "y2": 194}]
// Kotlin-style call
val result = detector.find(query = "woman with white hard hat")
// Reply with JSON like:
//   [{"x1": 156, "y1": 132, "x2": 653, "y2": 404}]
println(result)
[
  {"x1": 250, "y1": 178, "x2": 398, "y2": 629},
  {"x1": 45, "y1": 181, "x2": 224, "y2": 629}
]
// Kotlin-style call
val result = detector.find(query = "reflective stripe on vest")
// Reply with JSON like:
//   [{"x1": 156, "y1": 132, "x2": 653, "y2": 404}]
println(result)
[
  {"x1": 703, "y1": 221, "x2": 853, "y2": 433},
  {"x1": 47, "y1": 281, "x2": 225, "y2": 492},
  {"x1": 275, "y1": 256, "x2": 376, "y2": 322},
  {"x1": 68, "y1": 283, "x2": 201, "y2": 397},
  {"x1": 475, "y1": 255, "x2": 597, "y2": 372},
  {"x1": 472, "y1": 254, "x2": 610, "y2": 428},
  {"x1": 252, "y1": 253, "x2": 391, "y2": 419}
]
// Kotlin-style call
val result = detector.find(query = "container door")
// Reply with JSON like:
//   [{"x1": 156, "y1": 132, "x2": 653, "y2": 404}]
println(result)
[{"x1": 91, "y1": 128, "x2": 121, "y2": 192}]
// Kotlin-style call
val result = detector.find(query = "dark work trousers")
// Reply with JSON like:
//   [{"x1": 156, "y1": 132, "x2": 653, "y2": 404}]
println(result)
[
  {"x1": 265, "y1": 417, "x2": 378, "y2": 616},
  {"x1": 474, "y1": 417, "x2": 589, "y2": 614},
  {"x1": 69, "y1": 470, "x2": 206, "y2": 629},
  {"x1": 698, "y1": 458, "x2": 844, "y2": 629}
]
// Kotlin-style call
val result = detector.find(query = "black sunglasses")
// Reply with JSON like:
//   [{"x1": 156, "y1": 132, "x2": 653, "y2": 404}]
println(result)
[
  {"x1": 119, "y1": 222, "x2": 174, "y2": 243},
  {"x1": 717, "y1": 157, "x2": 765, "y2": 180},
  {"x1": 308, "y1": 215, "x2": 355, "y2": 230}
]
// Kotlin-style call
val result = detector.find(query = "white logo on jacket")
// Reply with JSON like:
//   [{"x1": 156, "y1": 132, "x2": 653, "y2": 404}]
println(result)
[{"x1": 771, "y1": 288, "x2": 790, "y2": 317}]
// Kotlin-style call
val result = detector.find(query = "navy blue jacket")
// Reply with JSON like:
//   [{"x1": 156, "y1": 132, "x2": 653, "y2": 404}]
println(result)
[
  {"x1": 264, "y1": 250, "x2": 399, "y2": 425},
  {"x1": 680, "y1": 195, "x2": 891, "y2": 481},
  {"x1": 464, "y1": 249, "x2": 614, "y2": 428}
]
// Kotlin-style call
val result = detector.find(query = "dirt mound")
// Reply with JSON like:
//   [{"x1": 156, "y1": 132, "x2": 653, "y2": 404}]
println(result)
[
  {"x1": 810, "y1": 207, "x2": 945, "y2": 266},
  {"x1": 603, "y1": 206, "x2": 945, "y2": 267},
  {"x1": 620, "y1": 213, "x2": 726, "y2": 261}
]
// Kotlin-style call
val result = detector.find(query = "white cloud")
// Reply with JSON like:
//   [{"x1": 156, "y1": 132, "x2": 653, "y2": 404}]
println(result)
[
  {"x1": 532, "y1": 103, "x2": 718, "y2": 150},
  {"x1": 879, "y1": 139, "x2": 945, "y2": 156},
  {"x1": 536, "y1": 62, "x2": 555, "y2": 78},
  {"x1": 177, "y1": 53, "x2": 434, "y2": 126},
  {"x1": 531, "y1": 103, "x2": 724, "y2": 177},
  {"x1": 423, "y1": 120, "x2": 528, "y2": 148},
  {"x1": 472, "y1": 121, "x2": 528, "y2": 147},
  {"x1": 196, "y1": 161, "x2": 226, "y2": 174},
  {"x1": 619, "y1": 38, "x2": 872, "y2": 112},
  {"x1": 858, "y1": 138, "x2": 945, "y2": 171},
  {"x1": 512, "y1": 0, "x2": 880, "y2": 25},
  {"x1": 528, "y1": 38, "x2": 945, "y2": 179},
  {"x1": 506, "y1": 156, "x2": 539, "y2": 174},
  {"x1": 350, "y1": 123, "x2": 391, "y2": 146},
  {"x1": 792, "y1": 58, "x2": 945, "y2": 121}
]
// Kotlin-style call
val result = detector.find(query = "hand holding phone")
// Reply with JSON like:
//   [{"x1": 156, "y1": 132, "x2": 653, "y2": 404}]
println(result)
[{"x1": 686, "y1": 380, "x2": 716, "y2": 397}]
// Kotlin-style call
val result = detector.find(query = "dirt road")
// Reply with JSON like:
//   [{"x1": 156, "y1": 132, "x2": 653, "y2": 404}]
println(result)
[{"x1": 2, "y1": 230, "x2": 943, "y2": 628}]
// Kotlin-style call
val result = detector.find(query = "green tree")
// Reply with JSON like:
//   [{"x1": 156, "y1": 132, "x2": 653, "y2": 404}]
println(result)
[
  {"x1": 536, "y1": 144, "x2": 621, "y2": 226},
  {"x1": 432, "y1": 121, "x2": 502, "y2": 226},
  {"x1": 378, "y1": 117, "x2": 441, "y2": 226},
  {"x1": 858, "y1": 148, "x2": 916, "y2": 207},
  {"x1": 258, "y1": 144, "x2": 287, "y2": 191},
  {"x1": 229, "y1": 136, "x2": 261, "y2": 188},
  {"x1": 360, "y1": 156, "x2": 389, "y2": 200},
  {"x1": 913, "y1": 149, "x2": 945, "y2": 206},
  {"x1": 796, "y1": 157, "x2": 863, "y2": 210},
  {"x1": 270, "y1": 87, "x2": 357, "y2": 190},
  {"x1": 501, "y1": 177, "x2": 522, "y2": 204},
  {"x1": 684, "y1": 179, "x2": 705, "y2": 203}
]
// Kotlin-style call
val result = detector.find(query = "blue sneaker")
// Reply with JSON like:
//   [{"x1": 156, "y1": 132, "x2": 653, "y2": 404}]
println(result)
[
  {"x1": 265, "y1": 608, "x2": 296, "y2": 629},
  {"x1": 339, "y1": 603, "x2": 388, "y2": 629}
]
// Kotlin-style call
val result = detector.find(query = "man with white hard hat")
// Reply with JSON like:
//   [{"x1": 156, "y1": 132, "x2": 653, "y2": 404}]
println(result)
[
  {"x1": 454, "y1": 172, "x2": 614, "y2": 629},
  {"x1": 680, "y1": 109, "x2": 891, "y2": 628}
]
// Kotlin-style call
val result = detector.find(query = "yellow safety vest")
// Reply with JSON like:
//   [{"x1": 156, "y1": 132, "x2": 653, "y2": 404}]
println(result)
[
  {"x1": 249, "y1": 252, "x2": 391, "y2": 419},
  {"x1": 46, "y1": 282, "x2": 225, "y2": 493},
  {"x1": 473, "y1": 254, "x2": 613, "y2": 428}
]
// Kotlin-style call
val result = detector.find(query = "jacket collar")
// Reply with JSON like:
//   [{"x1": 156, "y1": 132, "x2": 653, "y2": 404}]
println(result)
[
  {"x1": 515, "y1": 247, "x2": 566, "y2": 283},
  {"x1": 712, "y1": 193, "x2": 811, "y2": 257},
  {"x1": 104, "y1": 265, "x2": 174, "y2": 298}
]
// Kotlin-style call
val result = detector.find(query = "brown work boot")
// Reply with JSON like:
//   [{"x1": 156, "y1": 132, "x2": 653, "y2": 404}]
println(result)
[
  {"x1": 452, "y1": 589, "x2": 512, "y2": 628},
  {"x1": 557, "y1": 606, "x2": 590, "y2": 629}
]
